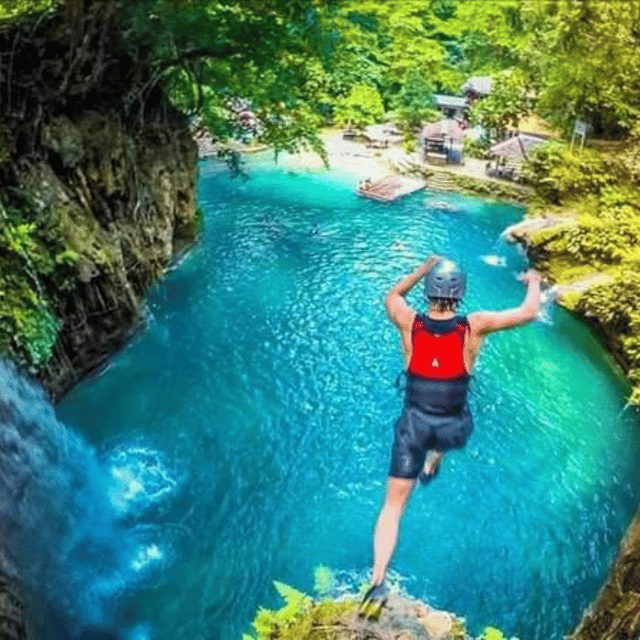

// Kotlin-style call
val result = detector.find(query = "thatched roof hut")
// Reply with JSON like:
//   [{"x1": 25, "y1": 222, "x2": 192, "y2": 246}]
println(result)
[
  {"x1": 421, "y1": 119, "x2": 466, "y2": 142},
  {"x1": 489, "y1": 134, "x2": 546, "y2": 162}
]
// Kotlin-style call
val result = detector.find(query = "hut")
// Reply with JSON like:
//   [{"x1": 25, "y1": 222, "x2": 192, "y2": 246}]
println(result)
[
  {"x1": 487, "y1": 134, "x2": 546, "y2": 179},
  {"x1": 433, "y1": 94, "x2": 468, "y2": 120},
  {"x1": 461, "y1": 76, "x2": 493, "y2": 101},
  {"x1": 421, "y1": 119, "x2": 467, "y2": 165}
]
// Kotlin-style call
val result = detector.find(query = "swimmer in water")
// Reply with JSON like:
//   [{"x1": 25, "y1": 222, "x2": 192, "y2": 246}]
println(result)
[{"x1": 359, "y1": 256, "x2": 542, "y2": 616}]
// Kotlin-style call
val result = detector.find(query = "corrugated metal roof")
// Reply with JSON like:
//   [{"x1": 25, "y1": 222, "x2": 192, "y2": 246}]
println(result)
[
  {"x1": 433, "y1": 94, "x2": 468, "y2": 109},
  {"x1": 462, "y1": 76, "x2": 493, "y2": 95}
]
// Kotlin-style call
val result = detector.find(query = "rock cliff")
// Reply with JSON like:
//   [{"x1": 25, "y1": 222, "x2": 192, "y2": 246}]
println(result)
[
  {"x1": 19, "y1": 110, "x2": 199, "y2": 399},
  {"x1": 0, "y1": 2, "x2": 199, "y2": 400}
]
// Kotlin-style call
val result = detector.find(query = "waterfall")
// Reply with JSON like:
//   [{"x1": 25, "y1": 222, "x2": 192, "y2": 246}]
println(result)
[{"x1": 0, "y1": 362, "x2": 176, "y2": 635}]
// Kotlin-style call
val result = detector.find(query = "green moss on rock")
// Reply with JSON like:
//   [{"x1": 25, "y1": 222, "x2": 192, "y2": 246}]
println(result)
[
  {"x1": 242, "y1": 575, "x2": 515, "y2": 640},
  {"x1": 451, "y1": 174, "x2": 532, "y2": 203}
]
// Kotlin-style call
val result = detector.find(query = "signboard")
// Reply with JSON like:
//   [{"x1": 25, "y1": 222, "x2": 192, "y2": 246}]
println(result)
[
  {"x1": 574, "y1": 120, "x2": 588, "y2": 136},
  {"x1": 571, "y1": 119, "x2": 589, "y2": 150}
]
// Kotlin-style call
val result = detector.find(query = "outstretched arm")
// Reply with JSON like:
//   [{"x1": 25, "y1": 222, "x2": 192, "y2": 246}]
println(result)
[
  {"x1": 385, "y1": 255, "x2": 441, "y2": 329},
  {"x1": 469, "y1": 270, "x2": 542, "y2": 336}
]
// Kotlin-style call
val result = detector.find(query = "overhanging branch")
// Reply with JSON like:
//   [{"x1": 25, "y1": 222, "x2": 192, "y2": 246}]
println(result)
[{"x1": 153, "y1": 46, "x2": 238, "y2": 71}]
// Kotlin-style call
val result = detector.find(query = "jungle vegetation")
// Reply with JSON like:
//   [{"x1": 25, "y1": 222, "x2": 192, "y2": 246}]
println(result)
[
  {"x1": 1, "y1": 0, "x2": 639, "y2": 390},
  {"x1": 1, "y1": 1, "x2": 640, "y2": 639},
  {"x1": 0, "y1": 2, "x2": 639, "y2": 397}
]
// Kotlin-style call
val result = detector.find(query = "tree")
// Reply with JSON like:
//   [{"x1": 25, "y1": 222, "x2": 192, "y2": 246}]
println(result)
[
  {"x1": 525, "y1": 0, "x2": 640, "y2": 138},
  {"x1": 118, "y1": 0, "x2": 341, "y2": 154},
  {"x1": 469, "y1": 70, "x2": 529, "y2": 138},
  {"x1": 333, "y1": 84, "x2": 383, "y2": 128},
  {"x1": 390, "y1": 71, "x2": 439, "y2": 130}
]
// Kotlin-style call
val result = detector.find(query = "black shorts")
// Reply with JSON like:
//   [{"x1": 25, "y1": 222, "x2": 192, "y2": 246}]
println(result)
[{"x1": 388, "y1": 404, "x2": 474, "y2": 479}]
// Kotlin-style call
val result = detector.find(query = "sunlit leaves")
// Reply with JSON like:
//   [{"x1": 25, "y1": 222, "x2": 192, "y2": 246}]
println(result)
[
  {"x1": 333, "y1": 84, "x2": 383, "y2": 127},
  {"x1": 528, "y1": 0, "x2": 640, "y2": 136},
  {"x1": 0, "y1": 0, "x2": 61, "y2": 23},
  {"x1": 469, "y1": 70, "x2": 529, "y2": 135}
]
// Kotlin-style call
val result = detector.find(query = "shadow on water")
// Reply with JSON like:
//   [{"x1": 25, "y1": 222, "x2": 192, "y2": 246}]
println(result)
[{"x1": 0, "y1": 362, "x2": 178, "y2": 639}]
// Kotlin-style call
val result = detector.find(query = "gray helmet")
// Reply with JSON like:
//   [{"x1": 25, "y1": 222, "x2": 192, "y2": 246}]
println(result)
[{"x1": 424, "y1": 259, "x2": 466, "y2": 300}]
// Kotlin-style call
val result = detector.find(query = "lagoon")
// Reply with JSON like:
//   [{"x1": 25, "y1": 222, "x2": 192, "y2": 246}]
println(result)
[{"x1": 57, "y1": 158, "x2": 640, "y2": 640}]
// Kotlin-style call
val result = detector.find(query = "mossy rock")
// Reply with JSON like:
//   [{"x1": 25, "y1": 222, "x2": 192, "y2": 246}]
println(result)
[
  {"x1": 527, "y1": 223, "x2": 574, "y2": 247},
  {"x1": 546, "y1": 254, "x2": 599, "y2": 285},
  {"x1": 48, "y1": 203, "x2": 120, "y2": 274},
  {"x1": 41, "y1": 114, "x2": 84, "y2": 167},
  {"x1": 451, "y1": 174, "x2": 532, "y2": 203},
  {"x1": 557, "y1": 290, "x2": 583, "y2": 311}
]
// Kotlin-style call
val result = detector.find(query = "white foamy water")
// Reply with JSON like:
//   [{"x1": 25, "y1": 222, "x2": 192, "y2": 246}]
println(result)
[{"x1": 481, "y1": 254, "x2": 508, "y2": 267}]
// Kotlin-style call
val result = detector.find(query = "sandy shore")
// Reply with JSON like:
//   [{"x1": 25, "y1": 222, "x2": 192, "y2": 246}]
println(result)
[
  {"x1": 195, "y1": 128, "x2": 407, "y2": 181},
  {"x1": 194, "y1": 128, "x2": 533, "y2": 201},
  {"x1": 275, "y1": 130, "x2": 401, "y2": 180}
]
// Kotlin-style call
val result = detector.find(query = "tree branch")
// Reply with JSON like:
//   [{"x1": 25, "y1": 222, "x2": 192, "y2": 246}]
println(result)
[{"x1": 153, "y1": 46, "x2": 238, "y2": 71}]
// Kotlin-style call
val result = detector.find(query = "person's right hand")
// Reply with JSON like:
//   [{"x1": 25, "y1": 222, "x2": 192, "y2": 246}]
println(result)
[{"x1": 518, "y1": 269, "x2": 542, "y2": 285}]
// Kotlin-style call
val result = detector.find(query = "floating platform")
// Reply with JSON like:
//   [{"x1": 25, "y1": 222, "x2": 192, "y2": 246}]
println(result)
[{"x1": 358, "y1": 175, "x2": 426, "y2": 202}]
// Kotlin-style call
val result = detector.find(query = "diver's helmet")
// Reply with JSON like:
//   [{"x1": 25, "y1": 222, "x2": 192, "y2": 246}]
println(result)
[{"x1": 424, "y1": 259, "x2": 466, "y2": 300}]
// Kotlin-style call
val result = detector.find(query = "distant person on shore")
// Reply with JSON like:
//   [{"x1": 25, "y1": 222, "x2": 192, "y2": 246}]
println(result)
[{"x1": 360, "y1": 255, "x2": 542, "y2": 615}]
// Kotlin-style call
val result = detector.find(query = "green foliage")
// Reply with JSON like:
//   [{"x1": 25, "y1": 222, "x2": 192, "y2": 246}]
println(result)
[
  {"x1": 391, "y1": 71, "x2": 439, "y2": 130},
  {"x1": 312, "y1": 565, "x2": 337, "y2": 598},
  {"x1": 481, "y1": 627, "x2": 505, "y2": 640},
  {"x1": 560, "y1": 217, "x2": 638, "y2": 265},
  {"x1": 114, "y1": 0, "x2": 640, "y2": 154},
  {"x1": 450, "y1": 174, "x2": 530, "y2": 204},
  {"x1": 524, "y1": 141, "x2": 640, "y2": 408},
  {"x1": 121, "y1": 0, "x2": 339, "y2": 155},
  {"x1": 574, "y1": 273, "x2": 640, "y2": 406},
  {"x1": 522, "y1": 142, "x2": 616, "y2": 204},
  {"x1": 244, "y1": 578, "x2": 358, "y2": 640},
  {"x1": 526, "y1": 0, "x2": 640, "y2": 137},
  {"x1": 437, "y1": 0, "x2": 528, "y2": 73},
  {"x1": 403, "y1": 136, "x2": 417, "y2": 153},
  {"x1": 577, "y1": 275, "x2": 640, "y2": 337},
  {"x1": 0, "y1": 201, "x2": 75, "y2": 371},
  {"x1": 463, "y1": 135, "x2": 491, "y2": 160},
  {"x1": 469, "y1": 70, "x2": 529, "y2": 137},
  {"x1": 0, "y1": 0, "x2": 61, "y2": 23},
  {"x1": 558, "y1": 290, "x2": 582, "y2": 312},
  {"x1": 334, "y1": 84, "x2": 384, "y2": 127}
]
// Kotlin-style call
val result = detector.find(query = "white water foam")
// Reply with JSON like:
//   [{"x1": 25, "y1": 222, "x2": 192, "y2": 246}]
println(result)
[{"x1": 481, "y1": 254, "x2": 507, "y2": 268}]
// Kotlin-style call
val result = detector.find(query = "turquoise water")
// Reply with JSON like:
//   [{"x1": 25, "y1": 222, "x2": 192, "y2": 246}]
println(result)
[{"x1": 58, "y1": 158, "x2": 640, "y2": 640}]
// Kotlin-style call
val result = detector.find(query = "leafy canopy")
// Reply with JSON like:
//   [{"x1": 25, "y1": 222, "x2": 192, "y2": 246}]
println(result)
[{"x1": 469, "y1": 70, "x2": 529, "y2": 135}]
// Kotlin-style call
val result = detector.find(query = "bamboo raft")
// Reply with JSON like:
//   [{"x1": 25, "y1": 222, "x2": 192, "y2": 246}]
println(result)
[{"x1": 357, "y1": 175, "x2": 427, "y2": 202}]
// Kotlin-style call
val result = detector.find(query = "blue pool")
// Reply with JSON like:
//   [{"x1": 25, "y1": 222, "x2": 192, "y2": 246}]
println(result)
[{"x1": 55, "y1": 157, "x2": 640, "y2": 640}]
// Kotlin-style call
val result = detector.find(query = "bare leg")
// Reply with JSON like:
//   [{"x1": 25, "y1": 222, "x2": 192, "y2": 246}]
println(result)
[
  {"x1": 371, "y1": 477, "x2": 415, "y2": 585},
  {"x1": 422, "y1": 450, "x2": 444, "y2": 477}
]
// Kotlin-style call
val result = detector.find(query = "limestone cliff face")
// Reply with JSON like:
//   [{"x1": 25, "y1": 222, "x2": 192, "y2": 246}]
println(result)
[
  {"x1": 18, "y1": 110, "x2": 199, "y2": 400},
  {"x1": 0, "y1": 2, "x2": 200, "y2": 401}
]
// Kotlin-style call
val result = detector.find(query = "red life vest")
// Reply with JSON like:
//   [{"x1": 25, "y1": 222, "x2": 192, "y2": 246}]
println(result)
[{"x1": 407, "y1": 315, "x2": 469, "y2": 381}]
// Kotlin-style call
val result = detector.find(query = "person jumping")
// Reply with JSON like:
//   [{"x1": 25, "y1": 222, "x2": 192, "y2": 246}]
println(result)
[{"x1": 360, "y1": 254, "x2": 542, "y2": 615}]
